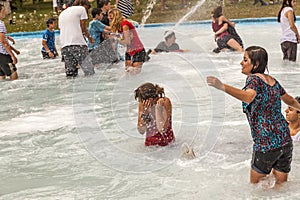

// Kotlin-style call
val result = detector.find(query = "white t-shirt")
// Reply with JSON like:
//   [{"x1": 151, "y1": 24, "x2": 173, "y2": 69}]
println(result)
[
  {"x1": 280, "y1": 7, "x2": 297, "y2": 43},
  {"x1": 59, "y1": 6, "x2": 88, "y2": 48},
  {"x1": 292, "y1": 131, "x2": 300, "y2": 142}
]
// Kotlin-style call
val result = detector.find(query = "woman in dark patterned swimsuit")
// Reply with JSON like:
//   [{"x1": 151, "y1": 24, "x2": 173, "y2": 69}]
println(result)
[
  {"x1": 134, "y1": 82, "x2": 175, "y2": 146},
  {"x1": 207, "y1": 46, "x2": 300, "y2": 187}
]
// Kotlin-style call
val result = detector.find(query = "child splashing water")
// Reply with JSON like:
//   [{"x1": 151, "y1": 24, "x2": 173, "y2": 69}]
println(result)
[{"x1": 108, "y1": 8, "x2": 145, "y2": 74}]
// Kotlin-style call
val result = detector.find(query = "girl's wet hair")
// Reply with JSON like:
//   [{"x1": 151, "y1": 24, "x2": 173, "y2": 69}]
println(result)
[
  {"x1": 108, "y1": 8, "x2": 125, "y2": 33},
  {"x1": 212, "y1": 6, "x2": 223, "y2": 19},
  {"x1": 277, "y1": 0, "x2": 296, "y2": 22},
  {"x1": 245, "y1": 46, "x2": 268, "y2": 74},
  {"x1": 134, "y1": 83, "x2": 165, "y2": 102}
]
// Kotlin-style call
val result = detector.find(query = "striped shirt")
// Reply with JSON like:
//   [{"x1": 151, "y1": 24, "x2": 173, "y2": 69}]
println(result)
[
  {"x1": 0, "y1": 20, "x2": 9, "y2": 55},
  {"x1": 117, "y1": 0, "x2": 133, "y2": 18}
]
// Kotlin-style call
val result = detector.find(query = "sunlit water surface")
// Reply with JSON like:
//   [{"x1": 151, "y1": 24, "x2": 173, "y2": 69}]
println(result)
[{"x1": 1, "y1": 21, "x2": 300, "y2": 199}]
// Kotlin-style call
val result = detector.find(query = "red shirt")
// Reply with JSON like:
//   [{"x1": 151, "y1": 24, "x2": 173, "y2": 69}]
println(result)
[
  {"x1": 212, "y1": 21, "x2": 230, "y2": 40},
  {"x1": 120, "y1": 20, "x2": 144, "y2": 56}
]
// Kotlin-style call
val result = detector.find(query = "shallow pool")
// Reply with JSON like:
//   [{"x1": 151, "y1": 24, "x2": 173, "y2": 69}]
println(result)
[{"x1": 1, "y1": 19, "x2": 300, "y2": 199}]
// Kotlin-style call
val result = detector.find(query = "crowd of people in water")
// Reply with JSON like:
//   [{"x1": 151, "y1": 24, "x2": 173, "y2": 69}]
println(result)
[{"x1": 1, "y1": 0, "x2": 300, "y2": 187}]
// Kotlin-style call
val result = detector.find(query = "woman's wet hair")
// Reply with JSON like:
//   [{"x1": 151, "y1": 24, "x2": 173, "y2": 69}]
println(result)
[
  {"x1": 245, "y1": 46, "x2": 268, "y2": 74},
  {"x1": 134, "y1": 83, "x2": 165, "y2": 102},
  {"x1": 108, "y1": 8, "x2": 125, "y2": 33},
  {"x1": 277, "y1": 0, "x2": 296, "y2": 22},
  {"x1": 212, "y1": 6, "x2": 223, "y2": 19}
]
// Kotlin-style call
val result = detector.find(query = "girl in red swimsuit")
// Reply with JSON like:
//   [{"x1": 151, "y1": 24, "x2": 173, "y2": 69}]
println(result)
[{"x1": 134, "y1": 82, "x2": 175, "y2": 146}]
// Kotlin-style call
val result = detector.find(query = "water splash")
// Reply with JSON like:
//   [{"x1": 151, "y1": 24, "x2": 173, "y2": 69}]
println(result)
[
  {"x1": 139, "y1": 0, "x2": 157, "y2": 28},
  {"x1": 174, "y1": 0, "x2": 206, "y2": 29}
]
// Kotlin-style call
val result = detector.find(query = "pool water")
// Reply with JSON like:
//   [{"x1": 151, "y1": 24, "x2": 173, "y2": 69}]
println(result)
[{"x1": 1, "y1": 20, "x2": 300, "y2": 199}]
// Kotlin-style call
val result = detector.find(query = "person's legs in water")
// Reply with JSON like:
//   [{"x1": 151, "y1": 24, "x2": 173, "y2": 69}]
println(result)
[
  {"x1": 131, "y1": 49, "x2": 145, "y2": 74},
  {"x1": 227, "y1": 38, "x2": 243, "y2": 52}
]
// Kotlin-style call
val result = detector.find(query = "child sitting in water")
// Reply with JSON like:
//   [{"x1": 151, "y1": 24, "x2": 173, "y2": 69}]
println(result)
[
  {"x1": 41, "y1": 18, "x2": 59, "y2": 59},
  {"x1": 145, "y1": 31, "x2": 187, "y2": 62},
  {"x1": 151, "y1": 31, "x2": 186, "y2": 54}
]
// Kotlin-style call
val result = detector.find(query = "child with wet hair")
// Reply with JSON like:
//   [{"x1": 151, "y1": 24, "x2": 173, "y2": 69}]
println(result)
[
  {"x1": 151, "y1": 31, "x2": 185, "y2": 54},
  {"x1": 285, "y1": 96, "x2": 300, "y2": 141},
  {"x1": 134, "y1": 82, "x2": 175, "y2": 146},
  {"x1": 41, "y1": 18, "x2": 59, "y2": 59}
]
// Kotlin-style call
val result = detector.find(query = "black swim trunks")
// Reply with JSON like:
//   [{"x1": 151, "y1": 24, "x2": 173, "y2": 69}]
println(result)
[
  {"x1": 0, "y1": 53, "x2": 17, "y2": 76},
  {"x1": 251, "y1": 142, "x2": 293, "y2": 174},
  {"x1": 125, "y1": 48, "x2": 146, "y2": 63}
]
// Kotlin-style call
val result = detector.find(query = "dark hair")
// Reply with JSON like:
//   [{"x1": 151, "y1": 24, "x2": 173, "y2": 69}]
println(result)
[
  {"x1": 134, "y1": 83, "x2": 165, "y2": 102},
  {"x1": 98, "y1": 0, "x2": 110, "y2": 9},
  {"x1": 212, "y1": 6, "x2": 223, "y2": 19},
  {"x1": 277, "y1": 0, "x2": 296, "y2": 22},
  {"x1": 245, "y1": 46, "x2": 268, "y2": 74},
  {"x1": 295, "y1": 96, "x2": 300, "y2": 113},
  {"x1": 73, "y1": 0, "x2": 91, "y2": 7},
  {"x1": 0, "y1": 4, "x2": 3, "y2": 11},
  {"x1": 91, "y1": 8, "x2": 101, "y2": 18},
  {"x1": 164, "y1": 31, "x2": 175, "y2": 41},
  {"x1": 46, "y1": 18, "x2": 56, "y2": 27}
]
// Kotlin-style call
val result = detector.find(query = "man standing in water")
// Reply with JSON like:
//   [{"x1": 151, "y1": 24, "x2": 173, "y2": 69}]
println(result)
[{"x1": 59, "y1": 0, "x2": 95, "y2": 78}]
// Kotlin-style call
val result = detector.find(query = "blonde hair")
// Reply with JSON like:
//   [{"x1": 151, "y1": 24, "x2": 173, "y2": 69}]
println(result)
[
  {"x1": 108, "y1": 8, "x2": 125, "y2": 33},
  {"x1": 134, "y1": 83, "x2": 165, "y2": 102}
]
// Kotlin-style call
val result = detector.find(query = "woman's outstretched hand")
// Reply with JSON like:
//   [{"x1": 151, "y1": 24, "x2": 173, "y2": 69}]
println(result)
[{"x1": 206, "y1": 76, "x2": 225, "y2": 91}]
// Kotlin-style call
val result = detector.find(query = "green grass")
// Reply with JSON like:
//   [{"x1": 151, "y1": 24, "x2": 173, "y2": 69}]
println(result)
[
  {"x1": 3, "y1": 0, "x2": 291, "y2": 33},
  {"x1": 5, "y1": 2, "x2": 58, "y2": 33}
]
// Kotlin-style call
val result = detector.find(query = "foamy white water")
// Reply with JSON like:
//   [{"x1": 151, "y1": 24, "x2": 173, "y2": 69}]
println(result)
[{"x1": 1, "y1": 21, "x2": 300, "y2": 199}]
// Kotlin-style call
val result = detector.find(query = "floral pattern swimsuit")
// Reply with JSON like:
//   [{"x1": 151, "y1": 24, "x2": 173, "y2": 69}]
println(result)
[{"x1": 242, "y1": 74, "x2": 292, "y2": 153}]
